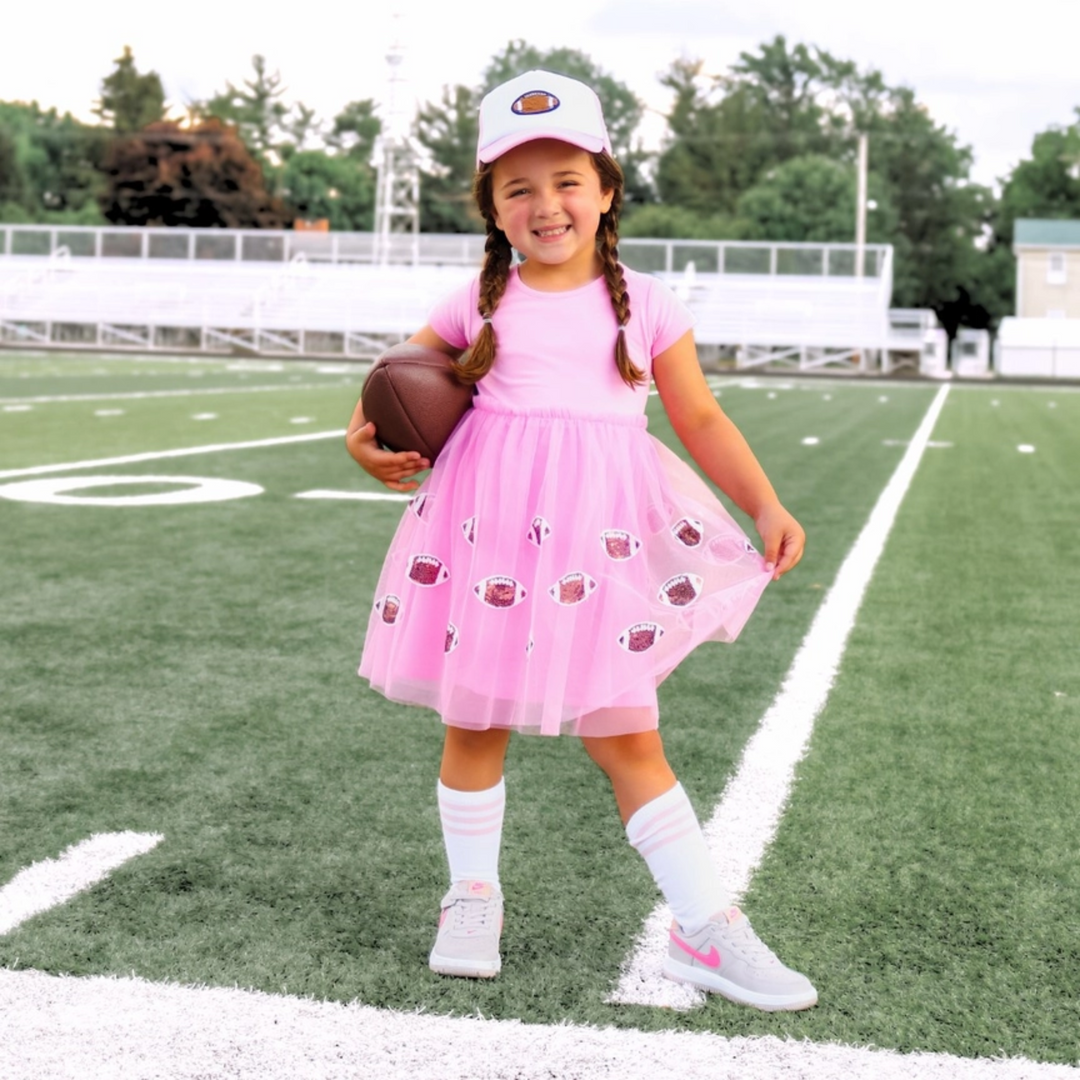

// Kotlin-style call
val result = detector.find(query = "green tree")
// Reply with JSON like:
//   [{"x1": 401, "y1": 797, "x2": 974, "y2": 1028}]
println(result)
[
  {"x1": 94, "y1": 46, "x2": 166, "y2": 133},
  {"x1": 621, "y1": 203, "x2": 739, "y2": 241},
  {"x1": 282, "y1": 150, "x2": 376, "y2": 230},
  {"x1": 414, "y1": 84, "x2": 481, "y2": 233},
  {"x1": 996, "y1": 112, "x2": 1080, "y2": 242},
  {"x1": 735, "y1": 154, "x2": 897, "y2": 244},
  {"x1": 100, "y1": 118, "x2": 289, "y2": 228},
  {"x1": 327, "y1": 100, "x2": 381, "y2": 162},
  {"x1": 0, "y1": 123, "x2": 26, "y2": 213},
  {"x1": 0, "y1": 101, "x2": 107, "y2": 223},
  {"x1": 653, "y1": 37, "x2": 994, "y2": 331},
  {"x1": 654, "y1": 41, "x2": 851, "y2": 215},
  {"x1": 194, "y1": 54, "x2": 321, "y2": 194}
]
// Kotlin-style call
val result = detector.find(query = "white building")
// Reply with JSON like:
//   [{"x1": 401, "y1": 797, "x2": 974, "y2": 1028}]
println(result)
[{"x1": 995, "y1": 218, "x2": 1080, "y2": 378}]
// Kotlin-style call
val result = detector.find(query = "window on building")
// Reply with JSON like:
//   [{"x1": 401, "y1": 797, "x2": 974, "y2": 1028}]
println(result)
[{"x1": 1047, "y1": 252, "x2": 1067, "y2": 285}]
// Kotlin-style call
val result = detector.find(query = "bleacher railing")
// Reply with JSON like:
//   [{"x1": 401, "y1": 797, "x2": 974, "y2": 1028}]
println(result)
[{"x1": 0, "y1": 224, "x2": 891, "y2": 280}]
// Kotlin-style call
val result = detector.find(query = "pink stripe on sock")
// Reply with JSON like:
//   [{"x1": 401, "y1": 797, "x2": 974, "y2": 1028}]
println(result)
[
  {"x1": 440, "y1": 806, "x2": 504, "y2": 827},
  {"x1": 634, "y1": 822, "x2": 699, "y2": 860},
  {"x1": 438, "y1": 792, "x2": 505, "y2": 815},
  {"x1": 627, "y1": 799, "x2": 686, "y2": 844},
  {"x1": 442, "y1": 824, "x2": 502, "y2": 837}
]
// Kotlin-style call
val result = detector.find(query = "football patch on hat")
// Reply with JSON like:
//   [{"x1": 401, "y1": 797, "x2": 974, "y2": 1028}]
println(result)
[
  {"x1": 512, "y1": 90, "x2": 560, "y2": 115},
  {"x1": 659, "y1": 573, "x2": 703, "y2": 607},
  {"x1": 549, "y1": 571, "x2": 597, "y2": 606},
  {"x1": 474, "y1": 575, "x2": 528, "y2": 609},
  {"x1": 618, "y1": 622, "x2": 665, "y2": 654},
  {"x1": 407, "y1": 554, "x2": 449, "y2": 587}
]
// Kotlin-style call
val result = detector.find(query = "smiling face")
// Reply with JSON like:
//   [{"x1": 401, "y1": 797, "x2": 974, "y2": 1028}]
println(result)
[{"x1": 490, "y1": 139, "x2": 614, "y2": 290}]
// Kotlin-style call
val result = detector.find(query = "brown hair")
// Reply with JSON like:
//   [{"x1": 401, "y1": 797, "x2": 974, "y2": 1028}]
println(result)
[{"x1": 454, "y1": 150, "x2": 645, "y2": 389}]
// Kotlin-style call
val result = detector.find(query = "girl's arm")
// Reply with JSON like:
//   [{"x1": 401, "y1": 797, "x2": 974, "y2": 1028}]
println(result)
[
  {"x1": 653, "y1": 330, "x2": 805, "y2": 580},
  {"x1": 345, "y1": 326, "x2": 464, "y2": 493}
]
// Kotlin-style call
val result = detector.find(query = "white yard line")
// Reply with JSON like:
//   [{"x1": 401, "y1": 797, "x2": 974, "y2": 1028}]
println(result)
[
  {"x1": 610, "y1": 383, "x2": 952, "y2": 1009},
  {"x1": 0, "y1": 430, "x2": 345, "y2": 481},
  {"x1": 1, "y1": 964, "x2": 1074, "y2": 1080},
  {"x1": 0, "y1": 383, "x2": 354, "y2": 405},
  {"x1": 0, "y1": 834, "x2": 163, "y2": 935}
]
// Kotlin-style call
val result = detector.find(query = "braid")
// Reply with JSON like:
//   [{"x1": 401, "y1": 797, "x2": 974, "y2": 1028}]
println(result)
[
  {"x1": 455, "y1": 163, "x2": 512, "y2": 385},
  {"x1": 597, "y1": 214, "x2": 645, "y2": 388}
]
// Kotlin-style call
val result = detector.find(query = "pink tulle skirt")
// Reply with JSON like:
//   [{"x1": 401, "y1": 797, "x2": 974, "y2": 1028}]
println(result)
[{"x1": 358, "y1": 397, "x2": 770, "y2": 736}]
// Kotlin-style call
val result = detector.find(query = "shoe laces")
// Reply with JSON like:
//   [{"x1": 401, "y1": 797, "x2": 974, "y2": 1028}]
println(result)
[
  {"x1": 446, "y1": 894, "x2": 499, "y2": 936},
  {"x1": 721, "y1": 911, "x2": 780, "y2": 966}
]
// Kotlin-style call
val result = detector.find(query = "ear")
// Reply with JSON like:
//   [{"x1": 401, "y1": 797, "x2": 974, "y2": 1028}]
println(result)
[{"x1": 600, "y1": 188, "x2": 614, "y2": 215}]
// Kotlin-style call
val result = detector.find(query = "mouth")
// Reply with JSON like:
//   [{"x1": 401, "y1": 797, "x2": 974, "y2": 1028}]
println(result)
[{"x1": 533, "y1": 225, "x2": 570, "y2": 239}]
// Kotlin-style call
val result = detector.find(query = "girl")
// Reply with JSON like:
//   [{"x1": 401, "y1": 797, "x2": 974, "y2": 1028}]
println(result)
[{"x1": 346, "y1": 70, "x2": 816, "y2": 1012}]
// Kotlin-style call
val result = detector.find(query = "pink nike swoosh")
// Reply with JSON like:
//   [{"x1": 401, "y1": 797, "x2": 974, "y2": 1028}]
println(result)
[{"x1": 669, "y1": 930, "x2": 721, "y2": 969}]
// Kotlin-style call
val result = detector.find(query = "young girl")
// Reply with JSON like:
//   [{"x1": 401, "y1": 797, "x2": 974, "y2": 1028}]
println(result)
[{"x1": 346, "y1": 70, "x2": 816, "y2": 1012}]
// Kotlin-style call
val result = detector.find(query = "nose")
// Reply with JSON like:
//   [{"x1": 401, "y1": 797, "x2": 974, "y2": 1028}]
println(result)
[{"x1": 534, "y1": 187, "x2": 561, "y2": 218}]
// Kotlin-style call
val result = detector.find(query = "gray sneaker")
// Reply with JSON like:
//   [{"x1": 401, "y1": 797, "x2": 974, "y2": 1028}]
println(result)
[
  {"x1": 428, "y1": 880, "x2": 503, "y2": 978},
  {"x1": 662, "y1": 906, "x2": 817, "y2": 1011}
]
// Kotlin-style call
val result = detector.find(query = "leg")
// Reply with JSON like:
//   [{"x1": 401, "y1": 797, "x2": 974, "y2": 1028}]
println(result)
[
  {"x1": 430, "y1": 725, "x2": 510, "y2": 979},
  {"x1": 440, "y1": 724, "x2": 511, "y2": 790},
  {"x1": 583, "y1": 730, "x2": 728, "y2": 927},
  {"x1": 580, "y1": 730, "x2": 676, "y2": 824},
  {"x1": 582, "y1": 730, "x2": 816, "y2": 1011}
]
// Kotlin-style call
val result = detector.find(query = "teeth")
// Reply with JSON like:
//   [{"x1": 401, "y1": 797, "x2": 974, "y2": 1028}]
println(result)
[{"x1": 536, "y1": 226, "x2": 569, "y2": 237}]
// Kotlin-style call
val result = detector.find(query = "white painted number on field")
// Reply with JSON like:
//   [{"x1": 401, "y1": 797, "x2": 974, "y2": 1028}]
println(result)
[
  {"x1": 0, "y1": 475, "x2": 264, "y2": 506},
  {"x1": 0, "y1": 832, "x2": 163, "y2": 935}
]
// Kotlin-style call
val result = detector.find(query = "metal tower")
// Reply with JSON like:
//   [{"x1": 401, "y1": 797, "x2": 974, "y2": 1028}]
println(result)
[{"x1": 373, "y1": 15, "x2": 420, "y2": 266}]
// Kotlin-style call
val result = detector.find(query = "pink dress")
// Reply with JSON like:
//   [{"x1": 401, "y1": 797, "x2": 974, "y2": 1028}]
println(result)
[{"x1": 358, "y1": 266, "x2": 770, "y2": 737}]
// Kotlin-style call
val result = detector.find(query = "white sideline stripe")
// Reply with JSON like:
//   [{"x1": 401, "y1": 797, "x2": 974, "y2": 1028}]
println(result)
[
  {"x1": 0, "y1": 382, "x2": 353, "y2": 405},
  {"x1": 0, "y1": 832, "x2": 163, "y2": 935},
  {"x1": 0, "y1": 430, "x2": 345, "y2": 480},
  {"x1": 294, "y1": 489, "x2": 411, "y2": 502},
  {"x1": 1, "y1": 967, "x2": 1075, "y2": 1080},
  {"x1": 610, "y1": 384, "x2": 952, "y2": 1009}
]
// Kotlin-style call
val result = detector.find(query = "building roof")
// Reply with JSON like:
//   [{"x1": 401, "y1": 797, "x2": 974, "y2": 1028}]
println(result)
[{"x1": 1014, "y1": 218, "x2": 1080, "y2": 247}]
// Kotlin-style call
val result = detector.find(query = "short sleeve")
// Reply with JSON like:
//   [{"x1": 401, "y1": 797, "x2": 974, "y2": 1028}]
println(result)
[
  {"x1": 428, "y1": 277, "x2": 481, "y2": 351},
  {"x1": 637, "y1": 273, "x2": 695, "y2": 358}
]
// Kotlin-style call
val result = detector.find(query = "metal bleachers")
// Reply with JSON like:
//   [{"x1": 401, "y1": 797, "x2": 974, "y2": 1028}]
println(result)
[{"x1": 0, "y1": 225, "x2": 897, "y2": 369}]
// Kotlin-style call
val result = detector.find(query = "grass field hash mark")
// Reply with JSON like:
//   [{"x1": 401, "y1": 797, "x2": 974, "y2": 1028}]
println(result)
[
  {"x1": 0, "y1": 833, "x2": 164, "y2": 936},
  {"x1": 0, "y1": 382, "x2": 357, "y2": 405},
  {"x1": 0, "y1": 429, "x2": 346, "y2": 481}
]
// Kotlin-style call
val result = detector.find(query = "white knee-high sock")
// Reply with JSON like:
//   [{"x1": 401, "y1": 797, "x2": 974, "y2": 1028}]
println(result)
[
  {"x1": 625, "y1": 782, "x2": 730, "y2": 935},
  {"x1": 437, "y1": 778, "x2": 505, "y2": 889}
]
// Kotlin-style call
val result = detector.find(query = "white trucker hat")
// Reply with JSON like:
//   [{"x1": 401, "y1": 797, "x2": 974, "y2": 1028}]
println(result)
[{"x1": 476, "y1": 70, "x2": 612, "y2": 165}]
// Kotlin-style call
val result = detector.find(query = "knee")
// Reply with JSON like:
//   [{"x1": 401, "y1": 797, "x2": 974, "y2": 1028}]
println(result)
[{"x1": 581, "y1": 731, "x2": 667, "y2": 777}]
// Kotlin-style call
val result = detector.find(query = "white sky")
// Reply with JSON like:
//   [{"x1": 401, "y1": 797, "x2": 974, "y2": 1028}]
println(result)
[{"x1": 2, "y1": 0, "x2": 1077, "y2": 191}]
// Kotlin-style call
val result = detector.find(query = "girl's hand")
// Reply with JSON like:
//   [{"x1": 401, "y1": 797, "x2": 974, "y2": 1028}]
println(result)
[
  {"x1": 755, "y1": 503, "x2": 805, "y2": 581},
  {"x1": 345, "y1": 420, "x2": 430, "y2": 492}
]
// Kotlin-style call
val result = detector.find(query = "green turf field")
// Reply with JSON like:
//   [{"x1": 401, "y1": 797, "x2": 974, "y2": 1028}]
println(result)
[{"x1": 1, "y1": 352, "x2": 1078, "y2": 1067}]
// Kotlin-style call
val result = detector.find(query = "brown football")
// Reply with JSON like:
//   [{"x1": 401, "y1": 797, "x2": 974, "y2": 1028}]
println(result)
[{"x1": 361, "y1": 343, "x2": 474, "y2": 461}]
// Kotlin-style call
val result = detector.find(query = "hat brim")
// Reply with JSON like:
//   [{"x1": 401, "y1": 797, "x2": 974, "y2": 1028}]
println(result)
[{"x1": 477, "y1": 129, "x2": 608, "y2": 165}]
